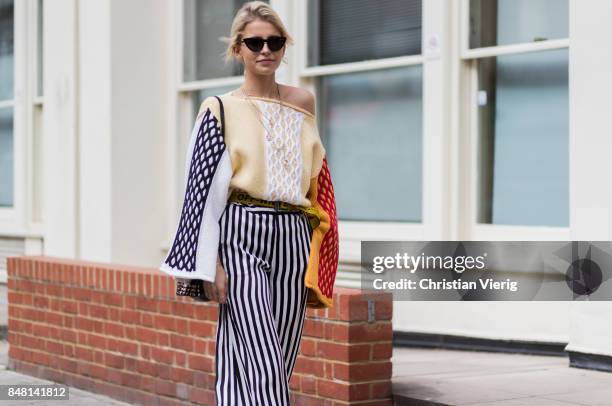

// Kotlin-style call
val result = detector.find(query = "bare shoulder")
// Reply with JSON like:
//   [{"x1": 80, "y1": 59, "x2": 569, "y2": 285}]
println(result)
[{"x1": 281, "y1": 84, "x2": 316, "y2": 116}]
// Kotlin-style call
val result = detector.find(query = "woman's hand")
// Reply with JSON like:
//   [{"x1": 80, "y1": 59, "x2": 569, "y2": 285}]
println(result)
[{"x1": 204, "y1": 257, "x2": 227, "y2": 304}]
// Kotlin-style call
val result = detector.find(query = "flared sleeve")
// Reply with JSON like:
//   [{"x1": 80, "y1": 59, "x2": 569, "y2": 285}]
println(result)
[
  {"x1": 304, "y1": 155, "x2": 339, "y2": 308},
  {"x1": 159, "y1": 96, "x2": 232, "y2": 291}
]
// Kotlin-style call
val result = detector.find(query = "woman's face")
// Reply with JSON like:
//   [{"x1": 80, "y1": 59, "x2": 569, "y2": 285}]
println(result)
[{"x1": 237, "y1": 19, "x2": 285, "y2": 76}]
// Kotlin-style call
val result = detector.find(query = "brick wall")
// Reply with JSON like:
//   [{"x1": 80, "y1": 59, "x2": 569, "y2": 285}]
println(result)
[{"x1": 7, "y1": 256, "x2": 393, "y2": 405}]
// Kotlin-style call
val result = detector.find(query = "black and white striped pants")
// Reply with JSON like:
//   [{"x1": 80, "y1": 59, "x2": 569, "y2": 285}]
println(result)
[{"x1": 215, "y1": 201, "x2": 312, "y2": 405}]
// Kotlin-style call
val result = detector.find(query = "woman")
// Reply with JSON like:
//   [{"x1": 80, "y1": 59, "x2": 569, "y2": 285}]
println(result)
[{"x1": 160, "y1": 1, "x2": 339, "y2": 405}]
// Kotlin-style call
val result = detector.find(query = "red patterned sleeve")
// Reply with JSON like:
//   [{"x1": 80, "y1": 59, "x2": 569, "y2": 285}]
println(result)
[{"x1": 304, "y1": 156, "x2": 339, "y2": 308}]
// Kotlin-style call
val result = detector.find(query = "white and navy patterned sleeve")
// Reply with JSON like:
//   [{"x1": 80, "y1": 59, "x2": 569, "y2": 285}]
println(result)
[{"x1": 159, "y1": 97, "x2": 232, "y2": 284}]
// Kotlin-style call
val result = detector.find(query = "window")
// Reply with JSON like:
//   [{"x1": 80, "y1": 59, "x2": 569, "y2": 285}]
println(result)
[
  {"x1": 0, "y1": 0, "x2": 14, "y2": 208},
  {"x1": 307, "y1": 0, "x2": 421, "y2": 66},
  {"x1": 469, "y1": 0, "x2": 568, "y2": 48},
  {"x1": 0, "y1": 0, "x2": 44, "y2": 221},
  {"x1": 307, "y1": 0, "x2": 423, "y2": 223},
  {"x1": 183, "y1": 0, "x2": 253, "y2": 81},
  {"x1": 176, "y1": 0, "x2": 268, "y2": 204},
  {"x1": 465, "y1": 0, "x2": 569, "y2": 228}
]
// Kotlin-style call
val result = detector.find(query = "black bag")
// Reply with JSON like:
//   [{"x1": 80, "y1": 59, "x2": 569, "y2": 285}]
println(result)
[
  {"x1": 175, "y1": 95, "x2": 225, "y2": 302},
  {"x1": 176, "y1": 277, "x2": 209, "y2": 302}
]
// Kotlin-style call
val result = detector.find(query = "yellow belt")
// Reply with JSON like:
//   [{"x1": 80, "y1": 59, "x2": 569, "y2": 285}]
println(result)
[{"x1": 228, "y1": 189, "x2": 320, "y2": 230}]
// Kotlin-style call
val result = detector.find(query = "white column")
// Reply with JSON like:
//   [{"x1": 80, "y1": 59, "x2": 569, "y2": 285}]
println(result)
[
  {"x1": 42, "y1": 0, "x2": 79, "y2": 256},
  {"x1": 78, "y1": 0, "x2": 112, "y2": 261},
  {"x1": 107, "y1": 0, "x2": 174, "y2": 266},
  {"x1": 422, "y1": 0, "x2": 452, "y2": 241},
  {"x1": 566, "y1": 0, "x2": 612, "y2": 358}
]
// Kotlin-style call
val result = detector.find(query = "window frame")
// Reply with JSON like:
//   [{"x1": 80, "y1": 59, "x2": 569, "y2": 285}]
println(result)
[
  {"x1": 0, "y1": 0, "x2": 44, "y2": 238},
  {"x1": 459, "y1": 0, "x2": 571, "y2": 241}
]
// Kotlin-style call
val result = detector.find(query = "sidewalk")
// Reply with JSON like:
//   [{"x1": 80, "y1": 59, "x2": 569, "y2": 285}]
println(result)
[{"x1": 393, "y1": 347, "x2": 612, "y2": 405}]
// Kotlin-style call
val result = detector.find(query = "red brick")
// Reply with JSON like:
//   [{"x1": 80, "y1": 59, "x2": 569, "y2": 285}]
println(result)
[
  {"x1": 334, "y1": 361, "x2": 391, "y2": 382},
  {"x1": 61, "y1": 328, "x2": 78, "y2": 343},
  {"x1": 316, "y1": 341, "x2": 348, "y2": 361},
  {"x1": 86, "y1": 333, "x2": 107, "y2": 349},
  {"x1": 289, "y1": 374, "x2": 300, "y2": 390},
  {"x1": 120, "y1": 309, "x2": 140, "y2": 324},
  {"x1": 293, "y1": 393, "x2": 326, "y2": 406},
  {"x1": 188, "y1": 354, "x2": 213, "y2": 372},
  {"x1": 317, "y1": 379, "x2": 349, "y2": 401},
  {"x1": 294, "y1": 357, "x2": 325, "y2": 376},
  {"x1": 136, "y1": 297, "x2": 158, "y2": 312},
  {"x1": 136, "y1": 359, "x2": 157, "y2": 376},
  {"x1": 104, "y1": 292, "x2": 123, "y2": 307},
  {"x1": 105, "y1": 352, "x2": 125, "y2": 369},
  {"x1": 372, "y1": 342, "x2": 392, "y2": 360},
  {"x1": 135, "y1": 326, "x2": 157, "y2": 344},
  {"x1": 189, "y1": 320, "x2": 214, "y2": 337},
  {"x1": 299, "y1": 337, "x2": 316, "y2": 356},
  {"x1": 189, "y1": 387, "x2": 215, "y2": 405},
  {"x1": 349, "y1": 382, "x2": 371, "y2": 400},
  {"x1": 341, "y1": 297, "x2": 369, "y2": 322},
  {"x1": 158, "y1": 332, "x2": 170, "y2": 347},
  {"x1": 172, "y1": 301, "x2": 194, "y2": 318},
  {"x1": 371, "y1": 381, "x2": 392, "y2": 398},
  {"x1": 170, "y1": 333, "x2": 194, "y2": 352},
  {"x1": 300, "y1": 375, "x2": 317, "y2": 394},
  {"x1": 76, "y1": 346, "x2": 94, "y2": 362},
  {"x1": 150, "y1": 347, "x2": 174, "y2": 365},
  {"x1": 158, "y1": 300, "x2": 173, "y2": 314},
  {"x1": 349, "y1": 322, "x2": 393, "y2": 342},
  {"x1": 170, "y1": 367, "x2": 194, "y2": 384},
  {"x1": 303, "y1": 319, "x2": 326, "y2": 338}
]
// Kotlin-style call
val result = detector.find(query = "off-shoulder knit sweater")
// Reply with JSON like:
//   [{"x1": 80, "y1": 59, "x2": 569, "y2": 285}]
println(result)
[{"x1": 159, "y1": 91, "x2": 339, "y2": 309}]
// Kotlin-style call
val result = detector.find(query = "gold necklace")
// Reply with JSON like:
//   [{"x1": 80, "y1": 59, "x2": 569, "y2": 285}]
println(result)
[
  {"x1": 239, "y1": 84, "x2": 283, "y2": 145},
  {"x1": 239, "y1": 85, "x2": 292, "y2": 169}
]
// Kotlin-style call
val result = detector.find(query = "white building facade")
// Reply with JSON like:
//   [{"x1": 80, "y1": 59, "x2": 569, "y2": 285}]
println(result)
[{"x1": 2, "y1": 0, "x2": 612, "y2": 366}]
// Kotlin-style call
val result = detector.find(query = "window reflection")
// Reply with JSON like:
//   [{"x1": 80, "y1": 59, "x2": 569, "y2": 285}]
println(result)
[
  {"x1": 320, "y1": 66, "x2": 422, "y2": 222},
  {"x1": 0, "y1": 0, "x2": 14, "y2": 101},
  {"x1": 0, "y1": 107, "x2": 13, "y2": 207},
  {"x1": 308, "y1": 0, "x2": 421, "y2": 66},
  {"x1": 470, "y1": 0, "x2": 568, "y2": 48},
  {"x1": 183, "y1": 0, "x2": 268, "y2": 81},
  {"x1": 476, "y1": 49, "x2": 569, "y2": 226}
]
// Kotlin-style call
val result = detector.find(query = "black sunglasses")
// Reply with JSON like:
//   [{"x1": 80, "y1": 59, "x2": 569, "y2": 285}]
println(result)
[{"x1": 241, "y1": 35, "x2": 287, "y2": 53}]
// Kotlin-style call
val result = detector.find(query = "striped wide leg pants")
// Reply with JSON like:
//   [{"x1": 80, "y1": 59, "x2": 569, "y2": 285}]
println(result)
[{"x1": 215, "y1": 200, "x2": 313, "y2": 405}]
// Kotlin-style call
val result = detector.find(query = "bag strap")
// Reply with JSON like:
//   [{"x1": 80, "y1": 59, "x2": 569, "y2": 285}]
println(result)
[{"x1": 213, "y1": 95, "x2": 225, "y2": 133}]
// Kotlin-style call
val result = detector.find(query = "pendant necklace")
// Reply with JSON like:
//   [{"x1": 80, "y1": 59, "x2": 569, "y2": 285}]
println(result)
[{"x1": 239, "y1": 84, "x2": 291, "y2": 168}]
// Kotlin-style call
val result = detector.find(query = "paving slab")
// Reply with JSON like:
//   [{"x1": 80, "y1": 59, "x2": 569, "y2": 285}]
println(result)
[{"x1": 393, "y1": 347, "x2": 612, "y2": 406}]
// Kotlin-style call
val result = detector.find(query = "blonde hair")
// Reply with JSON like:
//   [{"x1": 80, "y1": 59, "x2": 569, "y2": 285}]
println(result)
[{"x1": 220, "y1": 1, "x2": 294, "y2": 65}]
